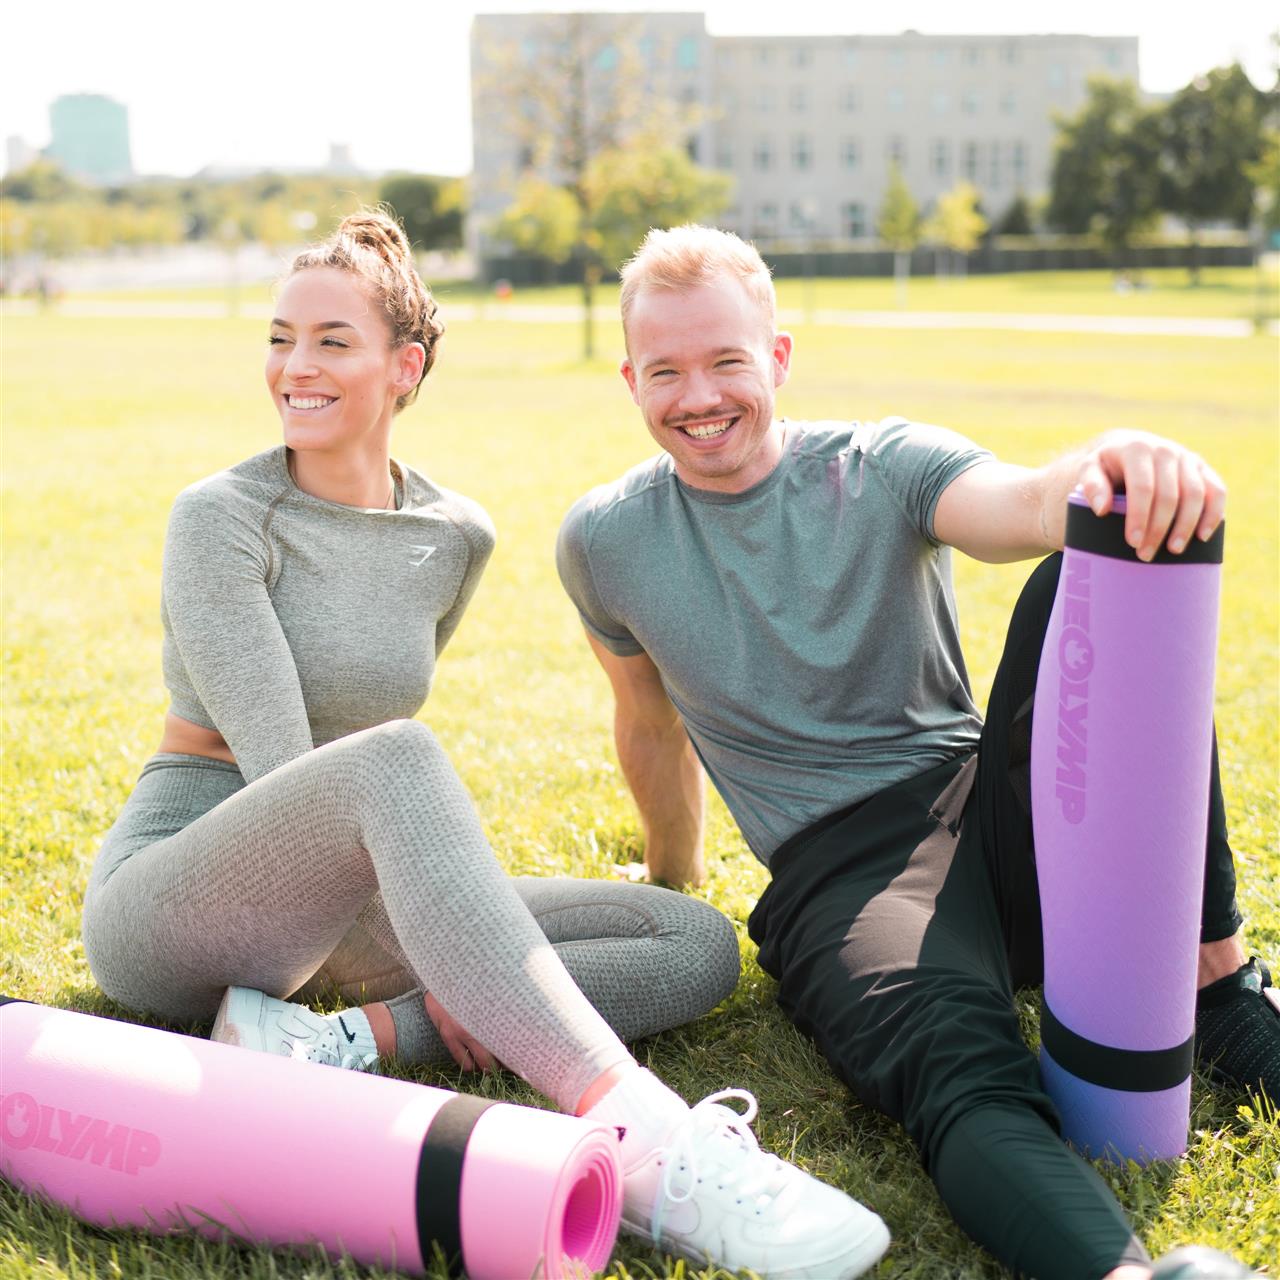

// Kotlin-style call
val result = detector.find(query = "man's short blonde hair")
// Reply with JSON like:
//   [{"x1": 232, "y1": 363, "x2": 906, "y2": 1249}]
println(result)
[{"x1": 619, "y1": 225, "x2": 776, "y2": 340}]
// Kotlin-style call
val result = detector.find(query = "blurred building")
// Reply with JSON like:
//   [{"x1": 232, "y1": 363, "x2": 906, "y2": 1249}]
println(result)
[
  {"x1": 47, "y1": 94, "x2": 133, "y2": 186},
  {"x1": 470, "y1": 15, "x2": 1139, "y2": 252},
  {"x1": 6, "y1": 136, "x2": 39, "y2": 174}
]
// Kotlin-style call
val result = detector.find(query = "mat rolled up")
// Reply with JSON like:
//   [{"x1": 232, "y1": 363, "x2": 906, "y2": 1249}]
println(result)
[
  {"x1": 0, "y1": 999, "x2": 621, "y2": 1277},
  {"x1": 1031, "y1": 491, "x2": 1223, "y2": 1163}
]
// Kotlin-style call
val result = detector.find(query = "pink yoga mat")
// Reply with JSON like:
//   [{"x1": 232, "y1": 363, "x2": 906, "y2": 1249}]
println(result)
[
  {"x1": 1031, "y1": 492, "x2": 1223, "y2": 1163},
  {"x1": 0, "y1": 1000, "x2": 622, "y2": 1277}
]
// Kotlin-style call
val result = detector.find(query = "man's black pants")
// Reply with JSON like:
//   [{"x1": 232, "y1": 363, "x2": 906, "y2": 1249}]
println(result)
[{"x1": 748, "y1": 554, "x2": 1240, "y2": 1280}]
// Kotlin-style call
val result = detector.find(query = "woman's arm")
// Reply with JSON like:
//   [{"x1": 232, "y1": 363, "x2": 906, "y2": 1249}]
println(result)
[{"x1": 161, "y1": 486, "x2": 314, "y2": 782}]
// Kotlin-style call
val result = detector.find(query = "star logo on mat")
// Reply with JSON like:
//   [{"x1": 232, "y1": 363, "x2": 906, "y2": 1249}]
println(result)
[{"x1": 408, "y1": 546, "x2": 437, "y2": 566}]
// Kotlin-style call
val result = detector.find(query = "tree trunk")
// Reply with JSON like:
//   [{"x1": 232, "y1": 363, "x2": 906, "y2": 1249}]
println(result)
[
  {"x1": 894, "y1": 250, "x2": 910, "y2": 307},
  {"x1": 1187, "y1": 226, "x2": 1201, "y2": 286},
  {"x1": 581, "y1": 260, "x2": 599, "y2": 361}
]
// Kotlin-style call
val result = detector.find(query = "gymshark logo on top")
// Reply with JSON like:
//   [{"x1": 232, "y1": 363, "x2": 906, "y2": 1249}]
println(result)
[{"x1": 408, "y1": 546, "x2": 437, "y2": 567}]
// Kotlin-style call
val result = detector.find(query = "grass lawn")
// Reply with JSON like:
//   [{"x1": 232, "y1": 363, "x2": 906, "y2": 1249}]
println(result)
[{"x1": 1, "y1": 278, "x2": 1277, "y2": 1278}]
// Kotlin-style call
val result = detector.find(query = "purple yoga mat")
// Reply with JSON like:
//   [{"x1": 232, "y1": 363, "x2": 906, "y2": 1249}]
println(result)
[{"x1": 1031, "y1": 491, "x2": 1223, "y2": 1162}]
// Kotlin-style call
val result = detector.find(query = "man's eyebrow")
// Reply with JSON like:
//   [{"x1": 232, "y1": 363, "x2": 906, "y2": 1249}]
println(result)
[{"x1": 268, "y1": 319, "x2": 358, "y2": 331}]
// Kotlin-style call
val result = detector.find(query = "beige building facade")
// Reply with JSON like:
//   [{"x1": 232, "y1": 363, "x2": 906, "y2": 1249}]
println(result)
[{"x1": 470, "y1": 14, "x2": 1138, "y2": 251}]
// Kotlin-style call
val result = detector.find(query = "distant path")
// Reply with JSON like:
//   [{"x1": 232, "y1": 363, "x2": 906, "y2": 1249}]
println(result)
[{"x1": 3, "y1": 298, "x2": 1276, "y2": 338}]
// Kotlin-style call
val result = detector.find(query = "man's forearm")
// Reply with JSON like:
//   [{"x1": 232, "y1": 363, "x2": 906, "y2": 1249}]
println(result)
[{"x1": 615, "y1": 714, "x2": 706, "y2": 887}]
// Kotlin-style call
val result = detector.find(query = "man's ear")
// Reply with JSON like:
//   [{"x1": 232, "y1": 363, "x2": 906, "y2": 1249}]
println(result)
[
  {"x1": 772, "y1": 331, "x2": 793, "y2": 388},
  {"x1": 621, "y1": 358, "x2": 641, "y2": 405}
]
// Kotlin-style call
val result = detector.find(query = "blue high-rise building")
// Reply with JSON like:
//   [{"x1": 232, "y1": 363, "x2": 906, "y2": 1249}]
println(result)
[{"x1": 47, "y1": 94, "x2": 133, "y2": 186}]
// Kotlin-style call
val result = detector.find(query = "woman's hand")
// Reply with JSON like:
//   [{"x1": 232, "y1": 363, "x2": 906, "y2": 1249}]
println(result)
[{"x1": 423, "y1": 991, "x2": 499, "y2": 1072}]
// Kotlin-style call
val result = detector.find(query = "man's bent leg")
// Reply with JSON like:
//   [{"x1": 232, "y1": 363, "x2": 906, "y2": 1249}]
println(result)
[{"x1": 750, "y1": 758, "x2": 1147, "y2": 1280}]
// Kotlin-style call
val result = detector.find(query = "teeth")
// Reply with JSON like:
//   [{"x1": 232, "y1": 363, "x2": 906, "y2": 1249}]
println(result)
[
  {"x1": 288, "y1": 396, "x2": 335, "y2": 410},
  {"x1": 684, "y1": 420, "x2": 732, "y2": 439}
]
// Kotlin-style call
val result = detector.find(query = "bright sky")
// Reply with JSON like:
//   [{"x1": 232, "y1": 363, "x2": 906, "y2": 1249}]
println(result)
[{"x1": 3, "y1": 0, "x2": 1275, "y2": 179}]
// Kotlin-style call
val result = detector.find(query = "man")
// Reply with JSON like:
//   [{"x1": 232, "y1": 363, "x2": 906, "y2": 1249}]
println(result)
[{"x1": 556, "y1": 225, "x2": 1278, "y2": 1280}]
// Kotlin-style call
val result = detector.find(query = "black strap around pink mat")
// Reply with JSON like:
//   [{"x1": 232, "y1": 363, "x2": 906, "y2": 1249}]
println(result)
[{"x1": 414, "y1": 1093, "x2": 498, "y2": 1274}]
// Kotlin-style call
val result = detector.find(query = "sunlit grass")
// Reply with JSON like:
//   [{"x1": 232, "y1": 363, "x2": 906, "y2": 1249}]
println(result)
[{"x1": 1, "y1": 279, "x2": 1276, "y2": 1277}]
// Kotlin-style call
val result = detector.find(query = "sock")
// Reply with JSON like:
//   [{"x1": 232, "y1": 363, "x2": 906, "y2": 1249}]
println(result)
[
  {"x1": 384, "y1": 989, "x2": 449, "y2": 1064},
  {"x1": 322, "y1": 1006, "x2": 379, "y2": 1067},
  {"x1": 584, "y1": 1067, "x2": 690, "y2": 1170}
]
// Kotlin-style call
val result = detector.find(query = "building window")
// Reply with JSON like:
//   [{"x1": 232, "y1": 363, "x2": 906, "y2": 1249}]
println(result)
[
  {"x1": 517, "y1": 143, "x2": 535, "y2": 170},
  {"x1": 1001, "y1": 41, "x2": 1020, "y2": 65},
  {"x1": 963, "y1": 141, "x2": 979, "y2": 180},
  {"x1": 963, "y1": 44, "x2": 980, "y2": 65},
  {"x1": 841, "y1": 86, "x2": 861, "y2": 112},
  {"x1": 840, "y1": 137, "x2": 861, "y2": 169},
  {"x1": 1105, "y1": 44, "x2": 1123, "y2": 68},
  {"x1": 990, "y1": 144, "x2": 1002, "y2": 187},
  {"x1": 932, "y1": 90, "x2": 949, "y2": 115},
  {"x1": 961, "y1": 89, "x2": 979, "y2": 115},
  {"x1": 889, "y1": 47, "x2": 906, "y2": 68},
  {"x1": 716, "y1": 140, "x2": 734, "y2": 169},
  {"x1": 789, "y1": 201, "x2": 812, "y2": 231},
  {"x1": 686, "y1": 135, "x2": 699, "y2": 162},
  {"x1": 888, "y1": 87, "x2": 906, "y2": 112},
  {"x1": 843, "y1": 43, "x2": 858, "y2": 67},
  {"x1": 931, "y1": 139, "x2": 950, "y2": 177},
  {"x1": 888, "y1": 136, "x2": 907, "y2": 167},
  {"x1": 755, "y1": 202, "x2": 778, "y2": 235},
  {"x1": 842, "y1": 201, "x2": 866, "y2": 237},
  {"x1": 1048, "y1": 63, "x2": 1065, "y2": 87},
  {"x1": 1000, "y1": 90, "x2": 1016, "y2": 115},
  {"x1": 595, "y1": 44, "x2": 618, "y2": 72},
  {"x1": 721, "y1": 88, "x2": 738, "y2": 112},
  {"x1": 791, "y1": 135, "x2": 813, "y2": 169},
  {"x1": 754, "y1": 138, "x2": 774, "y2": 171},
  {"x1": 1012, "y1": 140, "x2": 1028, "y2": 183},
  {"x1": 677, "y1": 36, "x2": 699, "y2": 70},
  {"x1": 755, "y1": 45, "x2": 772, "y2": 67},
  {"x1": 792, "y1": 45, "x2": 813, "y2": 68},
  {"x1": 754, "y1": 85, "x2": 775, "y2": 112},
  {"x1": 932, "y1": 48, "x2": 949, "y2": 66},
  {"x1": 791, "y1": 85, "x2": 809, "y2": 112}
]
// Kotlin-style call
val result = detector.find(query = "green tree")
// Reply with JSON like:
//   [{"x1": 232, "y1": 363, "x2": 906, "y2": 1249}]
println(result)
[
  {"x1": 491, "y1": 175, "x2": 580, "y2": 277},
  {"x1": 475, "y1": 12, "x2": 705, "y2": 357},
  {"x1": 584, "y1": 141, "x2": 731, "y2": 270},
  {"x1": 1158, "y1": 64, "x2": 1272, "y2": 281},
  {"x1": 379, "y1": 173, "x2": 465, "y2": 253},
  {"x1": 0, "y1": 160, "x2": 83, "y2": 203},
  {"x1": 996, "y1": 191, "x2": 1035, "y2": 236},
  {"x1": 1248, "y1": 130, "x2": 1280, "y2": 238},
  {"x1": 876, "y1": 163, "x2": 921, "y2": 304},
  {"x1": 1047, "y1": 77, "x2": 1162, "y2": 267},
  {"x1": 922, "y1": 181, "x2": 987, "y2": 277}
]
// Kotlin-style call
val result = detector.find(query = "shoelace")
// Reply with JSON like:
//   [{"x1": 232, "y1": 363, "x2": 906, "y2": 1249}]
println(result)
[{"x1": 651, "y1": 1089, "x2": 787, "y2": 1241}]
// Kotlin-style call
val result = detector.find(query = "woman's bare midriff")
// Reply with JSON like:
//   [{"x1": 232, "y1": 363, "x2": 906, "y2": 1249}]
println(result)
[{"x1": 158, "y1": 712, "x2": 238, "y2": 766}]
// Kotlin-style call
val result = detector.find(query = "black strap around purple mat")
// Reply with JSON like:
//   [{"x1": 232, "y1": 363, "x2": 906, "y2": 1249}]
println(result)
[
  {"x1": 414, "y1": 1093, "x2": 498, "y2": 1273},
  {"x1": 1041, "y1": 1000, "x2": 1194, "y2": 1093},
  {"x1": 1065, "y1": 503, "x2": 1224, "y2": 565}
]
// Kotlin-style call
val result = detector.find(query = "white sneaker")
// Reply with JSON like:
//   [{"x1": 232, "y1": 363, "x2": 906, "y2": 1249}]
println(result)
[
  {"x1": 622, "y1": 1089, "x2": 890, "y2": 1280},
  {"x1": 211, "y1": 986, "x2": 379, "y2": 1072}
]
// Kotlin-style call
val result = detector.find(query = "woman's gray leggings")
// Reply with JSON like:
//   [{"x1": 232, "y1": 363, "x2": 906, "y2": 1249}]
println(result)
[{"x1": 81, "y1": 721, "x2": 740, "y2": 1111}]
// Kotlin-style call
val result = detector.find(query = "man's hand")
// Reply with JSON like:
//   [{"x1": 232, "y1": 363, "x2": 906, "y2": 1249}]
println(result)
[
  {"x1": 1073, "y1": 429, "x2": 1226, "y2": 562},
  {"x1": 935, "y1": 429, "x2": 1227, "y2": 564},
  {"x1": 424, "y1": 992, "x2": 499, "y2": 1072}
]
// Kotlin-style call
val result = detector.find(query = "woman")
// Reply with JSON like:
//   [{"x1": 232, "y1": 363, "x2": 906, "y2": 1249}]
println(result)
[{"x1": 79, "y1": 210, "x2": 890, "y2": 1279}]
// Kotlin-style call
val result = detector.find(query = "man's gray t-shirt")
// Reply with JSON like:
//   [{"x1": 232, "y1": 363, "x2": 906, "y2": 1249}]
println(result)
[{"x1": 556, "y1": 418, "x2": 991, "y2": 863}]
